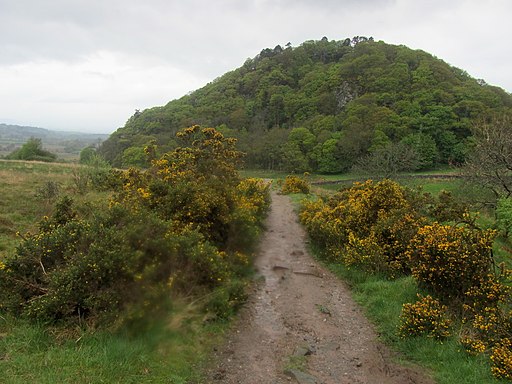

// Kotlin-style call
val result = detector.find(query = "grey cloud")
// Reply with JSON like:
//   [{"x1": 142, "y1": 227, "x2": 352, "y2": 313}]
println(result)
[{"x1": 0, "y1": 0, "x2": 511, "y2": 133}]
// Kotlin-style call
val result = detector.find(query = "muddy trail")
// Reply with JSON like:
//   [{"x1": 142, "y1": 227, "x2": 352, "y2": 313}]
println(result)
[{"x1": 203, "y1": 192, "x2": 434, "y2": 384}]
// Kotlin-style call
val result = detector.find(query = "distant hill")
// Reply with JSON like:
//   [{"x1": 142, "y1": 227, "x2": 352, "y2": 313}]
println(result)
[
  {"x1": 98, "y1": 37, "x2": 512, "y2": 172},
  {"x1": 0, "y1": 124, "x2": 109, "y2": 159}
]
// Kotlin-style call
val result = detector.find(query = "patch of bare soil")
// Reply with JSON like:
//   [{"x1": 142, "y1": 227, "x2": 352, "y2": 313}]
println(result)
[{"x1": 203, "y1": 192, "x2": 435, "y2": 384}]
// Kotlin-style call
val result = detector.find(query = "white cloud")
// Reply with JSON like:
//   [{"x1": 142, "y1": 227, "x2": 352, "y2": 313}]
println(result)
[{"x1": 0, "y1": 51, "x2": 208, "y2": 132}]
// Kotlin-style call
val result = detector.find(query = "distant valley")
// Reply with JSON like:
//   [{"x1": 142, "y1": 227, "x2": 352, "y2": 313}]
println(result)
[{"x1": 0, "y1": 123, "x2": 109, "y2": 160}]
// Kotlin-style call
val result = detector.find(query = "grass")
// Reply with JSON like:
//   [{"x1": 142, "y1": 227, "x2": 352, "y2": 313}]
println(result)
[
  {"x1": 400, "y1": 178, "x2": 462, "y2": 195},
  {"x1": 323, "y1": 262, "x2": 502, "y2": 384},
  {"x1": 239, "y1": 168, "x2": 288, "y2": 180},
  {"x1": 0, "y1": 160, "x2": 110, "y2": 254},
  {"x1": 0, "y1": 304, "x2": 227, "y2": 384},
  {"x1": 0, "y1": 160, "x2": 229, "y2": 383}
]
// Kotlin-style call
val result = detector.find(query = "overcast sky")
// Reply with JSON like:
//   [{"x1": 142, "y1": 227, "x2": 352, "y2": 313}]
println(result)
[{"x1": 0, "y1": 0, "x2": 510, "y2": 134}]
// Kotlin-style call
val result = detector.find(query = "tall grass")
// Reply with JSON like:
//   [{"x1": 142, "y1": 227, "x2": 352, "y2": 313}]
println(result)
[
  {"x1": 0, "y1": 304, "x2": 226, "y2": 384},
  {"x1": 0, "y1": 160, "x2": 110, "y2": 253}
]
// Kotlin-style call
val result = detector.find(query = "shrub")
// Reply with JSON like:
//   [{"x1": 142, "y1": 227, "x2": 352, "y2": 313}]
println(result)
[
  {"x1": 460, "y1": 271, "x2": 512, "y2": 356},
  {"x1": 300, "y1": 179, "x2": 424, "y2": 276},
  {"x1": 227, "y1": 179, "x2": 271, "y2": 252},
  {"x1": 0, "y1": 126, "x2": 270, "y2": 327},
  {"x1": 6, "y1": 137, "x2": 57, "y2": 162},
  {"x1": 398, "y1": 295, "x2": 452, "y2": 340},
  {"x1": 300, "y1": 177, "x2": 512, "y2": 379},
  {"x1": 428, "y1": 190, "x2": 469, "y2": 223},
  {"x1": 281, "y1": 175, "x2": 310, "y2": 194},
  {"x1": 204, "y1": 279, "x2": 249, "y2": 320},
  {"x1": 407, "y1": 223, "x2": 496, "y2": 303},
  {"x1": 236, "y1": 178, "x2": 271, "y2": 221},
  {"x1": 113, "y1": 126, "x2": 245, "y2": 248},
  {"x1": 496, "y1": 197, "x2": 512, "y2": 238},
  {"x1": 491, "y1": 339, "x2": 512, "y2": 380},
  {"x1": 0, "y1": 199, "x2": 173, "y2": 324},
  {"x1": 35, "y1": 181, "x2": 61, "y2": 207}
]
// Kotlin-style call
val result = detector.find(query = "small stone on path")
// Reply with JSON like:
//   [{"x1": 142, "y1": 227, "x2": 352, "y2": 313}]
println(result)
[{"x1": 284, "y1": 369, "x2": 320, "y2": 384}]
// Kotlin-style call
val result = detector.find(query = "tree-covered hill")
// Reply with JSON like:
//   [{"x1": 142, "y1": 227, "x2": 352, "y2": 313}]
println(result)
[{"x1": 98, "y1": 37, "x2": 512, "y2": 172}]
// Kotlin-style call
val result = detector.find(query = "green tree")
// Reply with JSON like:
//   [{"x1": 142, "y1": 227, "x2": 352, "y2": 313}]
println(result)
[
  {"x1": 312, "y1": 135, "x2": 342, "y2": 174},
  {"x1": 400, "y1": 133, "x2": 438, "y2": 170},
  {"x1": 6, "y1": 137, "x2": 57, "y2": 162},
  {"x1": 352, "y1": 142, "x2": 419, "y2": 178},
  {"x1": 122, "y1": 146, "x2": 148, "y2": 167},
  {"x1": 282, "y1": 127, "x2": 316, "y2": 172},
  {"x1": 79, "y1": 147, "x2": 96, "y2": 165}
]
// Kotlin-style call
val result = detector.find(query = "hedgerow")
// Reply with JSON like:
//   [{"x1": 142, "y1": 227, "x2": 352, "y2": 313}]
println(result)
[{"x1": 0, "y1": 126, "x2": 270, "y2": 327}]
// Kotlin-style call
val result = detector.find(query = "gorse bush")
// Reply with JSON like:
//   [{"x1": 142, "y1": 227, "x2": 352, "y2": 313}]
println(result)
[
  {"x1": 113, "y1": 126, "x2": 245, "y2": 247},
  {"x1": 300, "y1": 179, "x2": 425, "y2": 276},
  {"x1": 491, "y1": 339, "x2": 512, "y2": 380},
  {"x1": 398, "y1": 295, "x2": 452, "y2": 340},
  {"x1": 460, "y1": 270, "x2": 512, "y2": 366},
  {"x1": 280, "y1": 175, "x2": 310, "y2": 194},
  {"x1": 407, "y1": 223, "x2": 496, "y2": 302},
  {"x1": 427, "y1": 190, "x2": 470, "y2": 223},
  {"x1": 300, "y1": 178, "x2": 512, "y2": 379},
  {"x1": 0, "y1": 126, "x2": 270, "y2": 327}
]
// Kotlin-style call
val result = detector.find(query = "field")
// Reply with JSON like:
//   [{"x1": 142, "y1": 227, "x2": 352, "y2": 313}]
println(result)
[{"x1": 0, "y1": 161, "x2": 79, "y2": 253}]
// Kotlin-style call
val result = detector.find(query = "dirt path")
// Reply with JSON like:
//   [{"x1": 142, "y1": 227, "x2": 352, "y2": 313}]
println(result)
[{"x1": 204, "y1": 192, "x2": 435, "y2": 384}]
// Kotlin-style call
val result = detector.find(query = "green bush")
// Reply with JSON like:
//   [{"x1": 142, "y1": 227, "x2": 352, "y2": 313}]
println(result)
[
  {"x1": 428, "y1": 190, "x2": 469, "y2": 223},
  {"x1": 300, "y1": 178, "x2": 512, "y2": 379},
  {"x1": 6, "y1": 137, "x2": 57, "y2": 162},
  {"x1": 300, "y1": 179, "x2": 425, "y2": 276},
  {"x1": 496, "y1": 197, "x2": 512, "y2": 238}
]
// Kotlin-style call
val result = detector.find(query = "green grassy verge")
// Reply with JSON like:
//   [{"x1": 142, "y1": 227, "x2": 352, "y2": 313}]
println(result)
[
  {"x1": 0, "y1": 303, "x2": 226, "y2": 384},
  {"x1": 325, "y1": 263, "x2": 501, "y2": 384}
]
